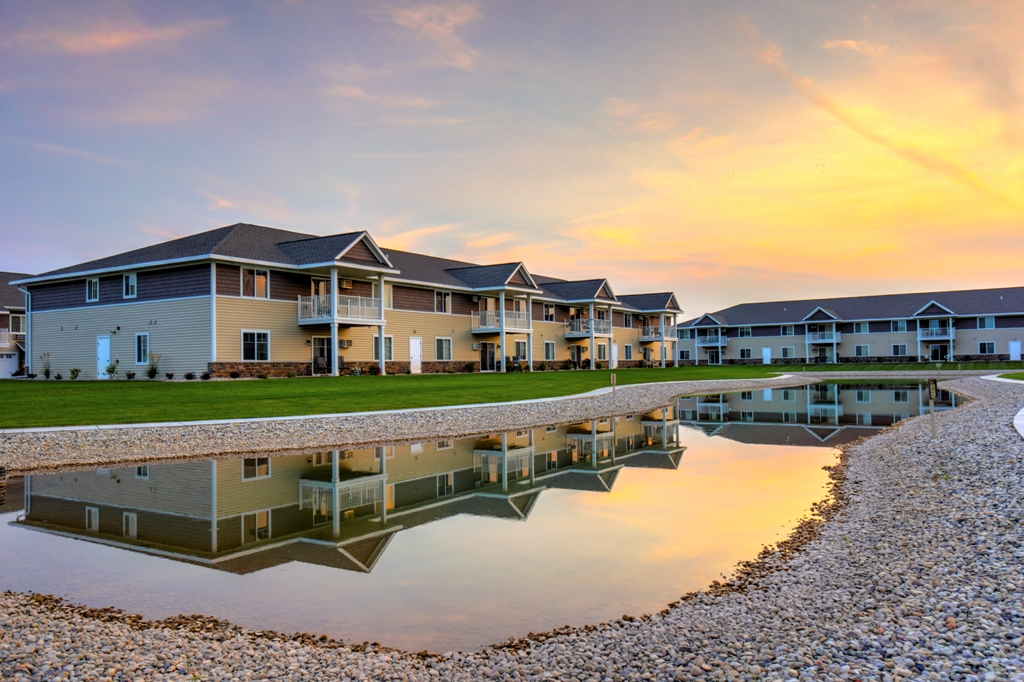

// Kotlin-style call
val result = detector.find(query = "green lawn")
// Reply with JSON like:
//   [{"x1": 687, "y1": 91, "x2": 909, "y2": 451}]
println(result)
[
  {"x1": 801, "y1": 361, "x2": 1024, "y2": 372},
  {"x1": 999, "y1": 372, "x2": 1024, "y2": 381},
  {"x1": 0, "y1": 366, "x2": 780, "y2": 429}
]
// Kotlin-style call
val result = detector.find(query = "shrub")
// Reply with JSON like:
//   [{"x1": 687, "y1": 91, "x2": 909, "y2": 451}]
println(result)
[
  {"x1": 464, "y1": 362, "x2": 476, "y2": 373},
  {"x1": 562, "y1": 359, "x2": 573, "y2": 370},
  {"x1": 183, "y1": 372, "x2": 196, "y2": 381},
  {"x1": 258, "y1": 373, "x2": 269, "y2": 380},
  {"x1": 369, "y1": 364, "x2": 381, "y2": 376},
  {"x1": 105, "y1": 361, "x2": 119, "y2": 379},
  {"x1": 147, "y1": 352, "x2": 162, "y2": 379},
  {"x1": 595, "y1": 362, "x2": 604, "y2": 370},
  {"x1": 229, "y1": 371, "x2": 240, "y2": 379},
  {"x1": 287, "y1": 371, "x2": 296, "y2": 379},
  {"x1": 27, "y1": 373, "x2": 37, "y2": 379},
  {"x1": 39, "y1": 352, "x2": 51, "y2": 379},
  {"x1": 54, "y1": 373, "x2": 63, "y2": 380},
  {"x1": 69, "y1": 368, "x2": 81, "y2": 380},
  {"x1": 538, "y1": 361, "x2": 547, "y2": 371},
  {"x1": 201, "y1": 372, "x2": 211, "y2": 381},
  {"x1": 165, "y1": 372, "x2": 175, "y2": 380},
  {"x1": 125, "y1": 371, "x2": 136, "y2": 380}
]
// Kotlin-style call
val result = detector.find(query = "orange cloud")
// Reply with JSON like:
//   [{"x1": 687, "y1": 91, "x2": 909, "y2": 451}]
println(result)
[
  {"x1": 8, "y1": 19, "x2": 225, "y2": 55},
  {"x1": 821, "y1": 39, "x2": 888, "y2": 57},
  {"x1": 603, "y1": 97, "x2": 677, "y2": 134},
  {"x1": 380, "y1": 2, "x2": 480, "y2": 69}
]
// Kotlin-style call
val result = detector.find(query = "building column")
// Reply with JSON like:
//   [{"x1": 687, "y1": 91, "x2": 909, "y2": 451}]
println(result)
[
  {"x1": 330, "y1": 268, "x2": 339, "y2": 377},
  {"x1": 526, "y1": 294, "x2": 534, "y2": 371},
  {"x1": 672, "y1": 314, "x2": 678, "y2": 367},
  {"x1": 589, "y1": 302, "x2": 596, "y2": 370},
  {"x1": 380, "y1": 447, "x2": 388, "y2": 524},
  {"x1": 611, "y1": 417, "x2": 617, "y2": 464},
  {"x1": 210, "y1": 460, "x2": 218, "y2": 553},
  {"x1": 499, "y1": 294, "x2": 507, "y2": 373},
  {"x1": 659, "y1": 313, "x2": 666, "y2": 368},
  {"x1": 501, "y1": 433, "x2": 508, "y2": 492},
  {"x1": 331, "y1": 451, "x2": 340, "y2": 537},
  {"x1": 591, "y1": 420, "x2": 598, "y2": 468},
  {"x1": 377, "y1": 273, "x2": 387, "y2": 375}
]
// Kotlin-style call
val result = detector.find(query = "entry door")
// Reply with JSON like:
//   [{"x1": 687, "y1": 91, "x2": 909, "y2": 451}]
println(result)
[
  {"x1": 480, "y1": 343, "x2": 496, "y2": 371},
  {"x1": 707, "y1": 349, "x2": 720, "y2": 365},
  {"x1": 1010, "y1": 341, "x2": 1022, "y2": 361},
  {"x1": 930, "y1": 344, "x2": 948, "y2": 361},
  {"x1": 409, "y1": 337, "x2": 422, "y2": 374},
  {"x1": 610, "y1": 344, "x2": 618, "y2": 369},
  {"x1": 312, "y1": 337, "x2": 330, "y2": 373},
  {"x1": 97, "y1": 336, "x2": 111, "y2": 379},
  {"x1": 123, "y1": 512, "x2": 138, "y2": 539},
  {"x1": 761, "y1": 346, "x2": 772, "y2": 365}
]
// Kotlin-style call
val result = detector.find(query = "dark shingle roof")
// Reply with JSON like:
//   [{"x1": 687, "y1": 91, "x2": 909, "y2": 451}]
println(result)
[
  {"x1": 618, "y1": 292, "x2": 682, "y2": 313},
  {"x1": 539, "y1": 279, "x2": 614, "y2": 302},
  {"x1": 444, "y1": 263, "x2": 531, "y2": 289},
  {"x1": 691, "y1": 286, "x2": 1024, "y2": 326},
  {"x1": 0, "y1": 272, "x2": 31, "y2": 310},
  {"x1": 275, "y1": 233, "x2": 366, "y2": 265}
]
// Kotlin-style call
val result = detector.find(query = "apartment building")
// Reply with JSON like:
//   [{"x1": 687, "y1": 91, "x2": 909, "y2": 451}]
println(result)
[
  {"x1": 676, "y1": 286, "x2": 1024, "y2": 364},
  {"x1": 14, "y1": 224, "x2": 682, "y2": 379},
  {"x1": 0, "y1": 272, "x2": 31, "y2": 378}
]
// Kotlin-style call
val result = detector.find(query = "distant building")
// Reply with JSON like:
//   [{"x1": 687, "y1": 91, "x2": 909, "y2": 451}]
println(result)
[{"x1": 0, "y1": 272, "x2": 31, "y2": 377}]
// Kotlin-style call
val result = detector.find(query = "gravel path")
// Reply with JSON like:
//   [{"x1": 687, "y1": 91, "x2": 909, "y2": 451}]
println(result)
[{"x1": 2, "y1": 375, "x2": 1022, "y2": 681}]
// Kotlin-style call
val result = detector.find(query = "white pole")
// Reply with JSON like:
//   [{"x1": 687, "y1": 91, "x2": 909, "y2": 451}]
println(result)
[
  {"x1": 380, "y1": 447, "x2": 388, "y2": 524},
  {"x1": 330, "y1": 268, "x2": 339, "y2": 377},
  {"x1": 659, "y1": 313, "x2": 666, "y2": 368},
  {"x1": 527, "y1": 295, "x2": 534, "y2": 371},
  {"x1": 501, "y1": 432, "x2": 508, "y2": 492},
  {"x1": 377, "y1": 273, "x2": 387, "y2": 375},
  {"x1": 332, "y1": 451, "x2": 340, "y2": 536},
  {"x1": 589, "y1": 302, "x2": 596, "y2": 370}
]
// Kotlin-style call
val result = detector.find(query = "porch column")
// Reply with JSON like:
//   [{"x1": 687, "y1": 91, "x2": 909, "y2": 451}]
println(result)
[
  {"x1": 659, "y1": 313, "x2": 666, "y2": 368},
  {"x1": 501, "y1": 433, "x2": 508, "y2": 492},
  {"x1": 377, "y1": 274, "x2": 387, "y2": 375},
  {"x1": 833, "y1": 324, "x2": 837, "y2": 364},
  {"x1": 210, "y1": 461, "x2": 218, "y2": 553},
  {"x1": 499, "y1": 294, "x2": 507, "y2": 372},
  {"x1": 662, "y1": 410, "x2": 668, "y2": 446},
  {"x1": 526, "y1": 294, "x2": 534, "y2": 371},
  {"x1": 591, "y1": 420, "x2": 597, "y2": 468},
  {"x1": 330, "y1": 269, "x2": 339, "y2": 376},
  {"x1": 332, "y1": 451, "x2": 340, "y2": 537},
  {"x1": 380, "y1": 447, "x2": 388, "y2": 524},
  {"x1": 589, "y1": 302, "x2": 596, "y2": 370},
  {"x1": 611, "y1": 416, "x2": 617, "y2": 464},
  {"x1": 673, "y1": 314, "x2": 678, "y2": 367}
]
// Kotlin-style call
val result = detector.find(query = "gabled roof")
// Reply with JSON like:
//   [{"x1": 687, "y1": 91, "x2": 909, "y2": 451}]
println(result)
[
  {"x1": 538, "y1": 278, "x2": 618, "y2": 303},
  {"x1": 689, "y1": 313, "x2": 726, "y2": 327},
  {"x1": 444, "y1": 262, "x2": 540, "y2": 291},
  {"x1": 618, "y1": 292, "x2": 682, "y2": 313},
  {"x1": 913, "y1": 300, "x2": 956, "y2": 317},
  {"x1": 802, "y1": 306, "x2": 841, "y2": 322},
  {"x1": 277, "y1": 232, "x2": 393, "y2": 268},
  {"x1": 0, "y1": 272, "x2": 31, "y2": 311}
]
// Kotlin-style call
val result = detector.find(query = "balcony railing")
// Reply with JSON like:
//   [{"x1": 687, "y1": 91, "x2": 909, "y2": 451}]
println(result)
[
  {"x1": 471, "y1": 311, "x2": 532, "y2": 331},
  {"x1": 640, "y1": 325, "x2": 676, "y2": 340},
  {"x1": 807, "y1": 331, "x2": 841, "y2": 343},
  {"x1": 695, "y1": 335, "x2": 727, "y2": 346},
  {"x1": 564, "y1": 318, "x2": 612, "y2": 336},
  {"x1": 298, "y1": 295, "x2": 383, "y2": 322},
  {"x1": 918, "y1": 327, "x2": 954, "y2": 339}
]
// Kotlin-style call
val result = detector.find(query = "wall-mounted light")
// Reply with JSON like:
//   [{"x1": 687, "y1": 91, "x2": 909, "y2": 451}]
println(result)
[{"x1": 306, "y1": 339, "x2": 312, "y2": 346}]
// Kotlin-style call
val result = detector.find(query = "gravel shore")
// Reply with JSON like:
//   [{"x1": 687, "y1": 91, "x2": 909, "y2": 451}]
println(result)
[{"x1": 2, "y1": 375, "x2": 1021, "y2": 681}]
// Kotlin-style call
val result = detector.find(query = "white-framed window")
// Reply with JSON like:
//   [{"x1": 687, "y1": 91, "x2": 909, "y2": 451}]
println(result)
[
  {"x1": 855, "y1": 344, "x2": 870, "y2": 357},
  {"x1": 241, "y1": 269, "x2": 269, "y2": 299},
  {"x1": 123, "y1": 273, "x2": 137, "y2": 299},
  {"x1": 597, "y1": 344, "x2": 607, "y2": 361},
  {"x1": 740, "y1": 411, "x2": 754, "y2": 422},
  {"x1": 545, "y1": 425, "x2": 558, "y2": 433},
  {"x1": 782, "y1": 411, "x2": 798, "y2": 423},
  {"x1": 10, "y1": 314, "x2": 24, "y2": 333},
  {"x1": 85, "y1": 506, "x2": 99, "y2": 532},
  {"x1": 596, "y1": 308, "x2": 607, "y2": 321},
  {"x1": 978, "y1": 316, "x2": 995, "y2": 330},
  {"x1": 781, "y1": 347, "x2": 795, "y2": 358},
  {"x1": 856, "y1": 390, "x2": 871, "y2": 403},
  {"x1": 242, "y1": 510, "x2": 270, "y2": 543},
  {"x1": 546, "y1": 452, "x2": 559, "y2": 470},
  {"x1": 624, "y1": 344, "x2": 633, "y2": 361},
  {"x1": 123, "y1": 512, "x2": 138, "y2": 538},
  {"x1": 135, "y1": 465, "x2": 150, "y2": 479},
  {"x1": 435, "y1": 291, "x2": 451, "y2": 313},
  {"x1": 678, "y1": 328, "x2": 691, "y2": 340},
  {"x1": 891, "y1": 320, "x2": 907, "y2": 333},
  {"x1": 739, "y1": 348, "x2": 751, "y2": 359},
  {"x1": 544, "y1": 304, "x2": 556, "y2": 322},
  {"x1": 242, "y1": 457, "x2": 271, "y2": 480},
  {"x1": 892, "y1": 344, "x2": 908, "y2": 356},
  {"x1": 436, "y1": 440, "x2": 454, "y2": 450},
  {"x1": 371, "y1": 282, "x2": 394, "y2": 309},
  {"x1": 679, "y1": 349, "x2": 690, "y2": 360},
  {"x1": 856, "y1": 413, "x2": 872, "y2": 426},
  {"x1": 435, "y1": 337, "x2": 452, "y2": 361},
  {"x1": 854, "y1": 322, "x2": 869, "y2": 334},
  {"x1": 740, "y1": 391, "x2": 753, "y2": 401},
  {"x1": 313, "y1": 452, "x2": 333, "y2": 466},
  {"x1": 782, "y1": 389, "x2": 796, "y2": 402},
  {"x1": 544, "y1": 341, "x2": 556, "y2": 361},
  {"x1": 86, "y1": 278, "x2": 100, "y2": 302},
  {"x1": 979, "y1": 341, "x2": 996, "y2": 354},
  {"x1": 410, "y1": 442, "x2": 424, "y2": 454},
  {"x1": 437, "y1": 472, "x2": 454, "y2": 496},
  {"x1": 372, "y1": 335, "x2": 394, "y2": 361},
  {"x1": 738, "y1": 327, "x2": 752, "y2": 338},
  {"x1": 893, "y1": 390, "x2": 909, "y2": 403},
  {"x1": 374, "y1": 446, "x2": 395, "y2": 460},
  {"x1": 514, "y1": 340, "x2": 527, "y2": 359},
  {"x1": 135, "y1": 332, "x2": 149, "y2": 365},
  {"x1": 241, "y1": 330, "x2": 269, "y2": 361},
  {"x1": 623, "y1": 312, "x2": 632, "y2": 328},
  {"x1": 763, "y1": 389, "x2": 773, "y2": 401},
  {"x1": 781, "y1": 325, "x2": 795, "y2": 336}
]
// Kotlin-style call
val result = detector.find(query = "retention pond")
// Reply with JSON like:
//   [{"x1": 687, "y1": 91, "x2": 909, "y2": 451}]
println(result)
[{"x1": 0, "y1": 382, "x2": 954, "y2": 651}]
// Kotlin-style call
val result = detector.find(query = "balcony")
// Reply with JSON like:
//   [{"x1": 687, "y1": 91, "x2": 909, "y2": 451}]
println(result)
[
  {"x1": 471, "y1": 311, "x2": 532, "y2": 333},
  {"x1": 640, "y1": 325, "x2": 676, "y2": 341},
  {"x1": 298, "y1": 295, "x2": 383, "y2": 325},
  {"x1": 918, "y1": 327, "x2": 954, "y2": 340},
  {"x1": 695, "y1": 335, "x2": 727, "y2": 347},
  {"x1": 807, "y1": 331, "x2": 841, "y2": 343},
  {"x1": 564, "y1": 318, "x2": 612, "y2": 338}
]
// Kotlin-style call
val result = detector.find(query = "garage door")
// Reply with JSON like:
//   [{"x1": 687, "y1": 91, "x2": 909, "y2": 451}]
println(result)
[{"x1": 0, "y1": 353, "x2": 19, "y2": 378}]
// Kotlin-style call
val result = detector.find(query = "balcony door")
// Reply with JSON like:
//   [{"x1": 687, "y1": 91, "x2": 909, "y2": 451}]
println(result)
[
  {"x1": 480, "y1": 343, "x2": 496, "y2": 372},
  {"x1": 311, "y1": 278, "x2": 330, "y2": 296},
  {"x1": 930, "y1": 344, "x2": 949, "y2": 361}
]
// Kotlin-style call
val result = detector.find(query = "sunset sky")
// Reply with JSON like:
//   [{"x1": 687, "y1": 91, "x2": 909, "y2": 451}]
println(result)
[{"x1": 1, "y1": 1, "x2": 1021, "y2": 315}]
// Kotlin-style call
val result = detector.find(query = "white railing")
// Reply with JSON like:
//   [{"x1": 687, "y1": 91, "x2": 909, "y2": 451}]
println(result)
[
  {"x1": 695, "y1": 335, "x2": 726, "y2": 346},
  {"x1": 298, "y1": 295, "x2": 382, "y2": 321},
  {"x1": 641, "y1": 325, "x2": 674, "y2": 340},
  {"x1": 564, "y1": 318, "x2": 612, "y2": 335},
  {"x1": 807, "y1": 331, "x2": 840, "y2": 343},
  {"x1": 918, "y1": 327, "x2": 953, "y2": 339},
  {"x1": 299, "y1": 478, "x2": 381, "y2": 512},
  {"x1": 471, "y1": 310, "x2": 532, "y2": 330},
  {"x1": 0, "y1": 330, "x2": 7, "y2": 346}
]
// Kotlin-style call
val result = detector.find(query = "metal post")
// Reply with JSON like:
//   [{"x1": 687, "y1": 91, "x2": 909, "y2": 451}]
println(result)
[
  {"x1": 501, "y1": 433, "x2": 508, "y2": 492},
  {"x1": 589, "y1": 302, "x2": 596, "y2": 370},
  {"x1": 377, "y1": 273, "x2": 387, "y2": 376},
  {"x1": 332, "y1": 450, "x2": 341, "y2": 536},
  {"x1": 330, "y1": 269, "x2": 339, "y2": 376},
  {"x1": 660, "y1": 313, "x2": 666, "y2": 368},
  {"x1": 499, "y1": 294, "x2": 506, "y2": 373},
  {"x1": 662, "y1": 411, "x2": 668, "y2": 446},
  {"x1": 527, "y1": 295, "x2": 534, "y2": 371}
]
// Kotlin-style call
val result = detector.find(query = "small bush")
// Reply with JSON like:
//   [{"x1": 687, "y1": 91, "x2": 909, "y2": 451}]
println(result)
[
  {"x1": 69, "y1": 368, "x2": 81, "y2": 380},
  {"x1": 184, "y1": 372, "x2": 196, "y2": 381},
  {"x1": 201, "y1": 372, "x2": 211, "y2": 381},
  {"x1": 125, "y1": 371, "x2": 136, "y2": 380},
  {"x1": 258, "y1": 373, "x2": 269, "y2": 380},
  {"x1": 369, "y1": 364, "x2": 381, "y2": 376},
  {"x1": 105, "y1": 361, "x2": 119, "y2": 379},
  {"x1": 464, "y1": 362, "x2": 476, "y2": 373},
  {"x1": 147, "y1": 352, "x2": 162, "y2": 379},
  {"x1": 595, "y1": 362, "x2": 604, "y2": 370},
  {"x1": 54, "y1": 373, "x2": 63, "y2": 380},
  {"x1": 229, "y1": 371, "x2": 240, "y2": 379},
  {"x1": 165, "y1": 372, "x2": 175, "y2": 380},
  {"x1": 538, "y1": 361, "x2": 547, "y2": 371},
  {"x1": 287, "y1": 371, "x2": 296, "y2": 379},
  {"x1": 40, "y1": 352, "x2": 51, "y2": 380},
  {"x1": 562, "y1": 359, "x2": 573, "y2": 370}
]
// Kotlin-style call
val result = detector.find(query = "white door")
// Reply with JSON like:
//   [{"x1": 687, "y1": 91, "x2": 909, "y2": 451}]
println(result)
[
  {"x1": 97, "y1": 336, "x2": 111, "y2": 379},
  {"x1": 1010, "y1": 340, "x2": 1021, "y2": 362},
  {"x1": 123, "y1": 512, "x2": 138, "y2": 539},
  {"x1": 610, "y1": 344, "x2": 618, "y2": 369},
  {"x1": 409, "y1": 337, "x2": 422, "y2": 374},
  {"x1": 761, "y1": 346, "x2": 772, "y2": 365},
  {"x1": 0, "y1": 353, "x2": 17, "y2": 378}
]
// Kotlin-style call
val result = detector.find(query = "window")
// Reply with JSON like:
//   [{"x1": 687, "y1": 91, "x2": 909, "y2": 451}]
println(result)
[
  {"x1": 739, "y1": 348, "x2": 751, "y2": 359},
  {"x1": 372, "y1": 335, "x2": 394, "y2": 361},
  {"x1": 781, "y1": 325, "x2": 795, "y2": 336},
  {"x1": 437, "y1": 472, "x2": 454, "y2": 496},
  {"x1": 123, "y1": 512, "x2": 137, "y2": 539},
  {"x1": 740, "y1": 411, "x2": 754, "y2": 422},
  {"x1": 782, "y1": 347, "x2": 795, "y2": 358},
  {"x1": 978, "y1": 316, "x2": 995, "y2": 330},
  {"x1": 891, "y1": 320, "x2": 907, "y2": 333},
  {"x1": 313, "y1": 452, "x2": 333, "y2": 465},
  {"x1": 10, "y1": 314, "x2": 24, "y2": 333},
  {"x1": 243, "y1": 511, "x2": 270, "y2": 543},
  {"x1": 619, "y1": 344, "x2": 630, "y2": 361},
  {"x1": 123, "y1": 273, "x2": 137, "y2": 299},
  {"x1": 86, "y1": 278, "x2": 99, "y2": 302},
  {"x1": 856, "y1": 413, "x2": 872, "y2": 426},
  {"x1": 544, "y1": 304, "x2": 556, "y2": 322},
  {"x1": 544, "y1": 341, "x2": 556, "y2": 361},
  {"x1": 241, "y1": 269, "x2": 269, "y2": 298},
  {"x1": 410, "y1": 443, "x2": 424, "y2": 454},
  {"x1": 371, "y1": 282, "x2": 393, "y2": 309},
  {"x1": 679, "y1": 349, "x2": 690, "y2": 361},
  {"x1": 740, "y1": 391, "x2": 753, "y2": 401},
  {"x1": 435, "y1": 291, "x2": 451, "y2": 313},
  {"x1": 436, "y1": 440, "x2": 454, "y2": 450},
  {"x1": 545, "y1": 425, "x2": 558, "y2": 433},
  {"x1": 893, "y1": 390, "x2": 909, "y2": 403},
  {"x1": 135, "y1": 465, "x2": 150, "y2": 480},
  {"x1": 597, "y1": 344, "x2": 607, "y2": 361},
  {"x1": 242, "y1": 331, "x2": 269, "y2": 361},
  {"x1": 596, "y1": 309, "x2": 607, "y2": 320},
  {"x1": 892, "y1": 344, "x2": 908, "y2": 356},
  {"x1": 856, "y1": 390, "x2": 871, "y2": 403},
  {"x1": 374, "y1": 446, "x2": 395, "y2": 460},
  {"x1": 514, "y1": 340, "x2": 527, "y2": 359},
  {"x1": 85, "y1": 507, "x2": 99, "y2": 532},
  {"x1": 135, "y1": 332, "x2": 149, "y2": 365},
  {"x1": 435, "y1": 337, "x2": 452, "y2": 361},
  {"x1": 738, "y1": 327, "x2": 752, "y2": 338},
  {"x1": 979, "y1": 341, "x2": 996, "y2": 354},
  {"x1": 546, "y1": 452, "x2": 559, "y2": 470},
  {"x1": 855, "y1": 344, "x2": 870, "y2": 357},
  {"x1": 893, "y1": 413, "x2": 910, "y2": 423},
  {"x1": 782, "y1": 389, "x2": 796, "y2": 402},
  {"x1": 242, "y1": 457, "x2": 270, "y2": 480},
  {"x1": 854, "y1": 322, "x2": 869, "y2": 334},
  {"x1": 782, "y1": 411, "x2": 798, "y2": 423},
  {"x1": 623, "y1": 313, "x2": 632, "y2": 328},
  {"x1": 679, "y1": 328, "x2": 691, "y2": 340}
]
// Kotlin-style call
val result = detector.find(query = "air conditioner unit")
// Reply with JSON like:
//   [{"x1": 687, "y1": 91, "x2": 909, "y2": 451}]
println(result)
[
  {"x1": 472, "y1": 295, "x2": 480, "y2": 303},
  {"x1": 472, "y1": 343, "x2": 481, "y2": 350},
  {"x1": 339, "y1": 339, "x2": 353, "y2": 349},
  {"x1": 340, "y1": 279, "x2": 353, "y2": 289}
]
